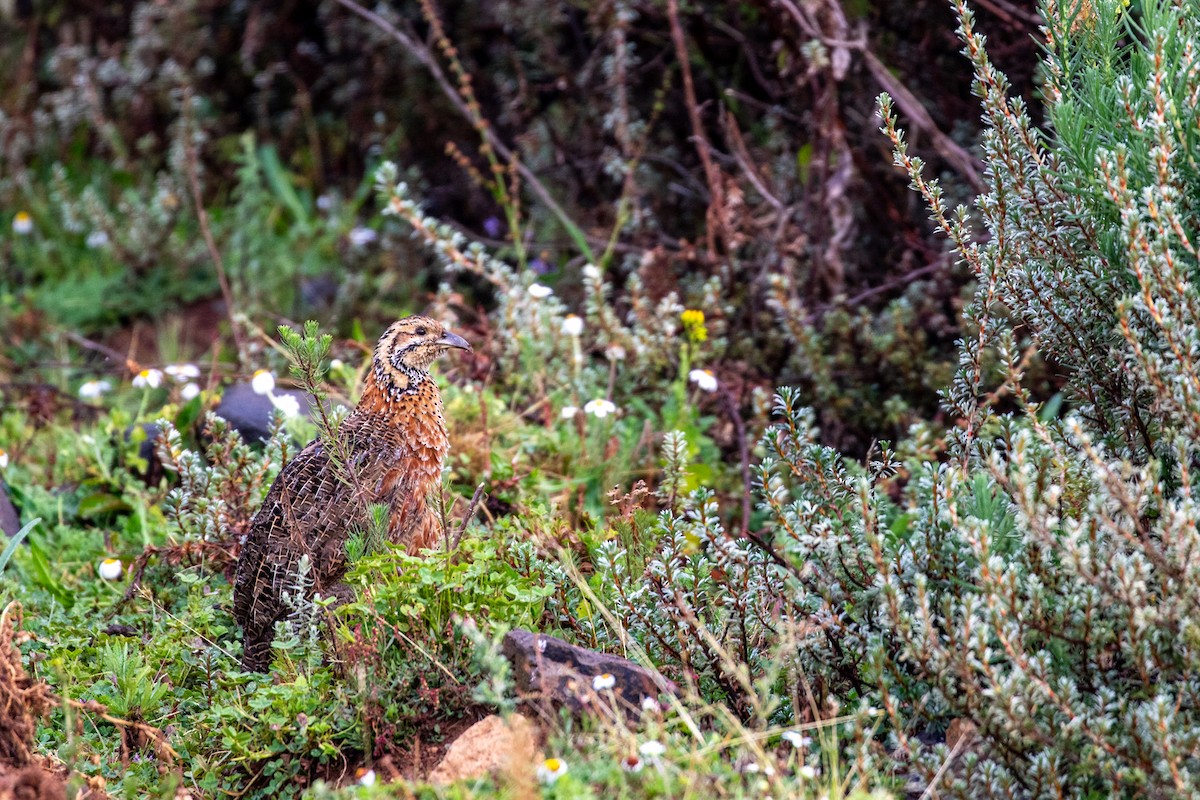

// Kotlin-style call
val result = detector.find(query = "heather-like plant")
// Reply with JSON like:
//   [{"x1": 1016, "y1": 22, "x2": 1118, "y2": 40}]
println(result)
[
  {"x1": 860, "y1": 0, "x2": 1200, "y2": 794},
  {"x1": 577, "y1": 1, "x2": 1200, "y2": 795}
]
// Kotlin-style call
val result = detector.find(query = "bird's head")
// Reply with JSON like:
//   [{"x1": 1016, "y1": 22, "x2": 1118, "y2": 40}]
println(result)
[{"x1": 372, "y1": 315, "x2": 471, "y2": 392}]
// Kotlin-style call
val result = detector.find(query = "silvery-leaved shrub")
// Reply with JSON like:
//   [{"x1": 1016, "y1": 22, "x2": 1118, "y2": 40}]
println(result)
[
  {"x1": 575, "y1": 0, "x2": 1200, "y2": 795},
  {"x1": 867, "y1": 0, "x2": 1200, "y2": 795}
]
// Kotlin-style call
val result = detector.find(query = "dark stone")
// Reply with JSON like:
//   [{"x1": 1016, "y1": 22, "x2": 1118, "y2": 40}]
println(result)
[
  {"x1": 0, "y1": 480, "x2": 20, "y2": 537},
  {"x1": 214, "y1": 383, "x2": 316, "y2": 444},
  {"x1": 103, "y1": 623, "x2": 140, "y2": 638},
  {"x1": 124, "y1": 423, "x2": 163, "y2": 485},
  {"x1": 299, "y1": 274, "x2": 340, "y2": 311},
  {"x1": 501, "y1": 629, "x2": 677, "y2": 716}
]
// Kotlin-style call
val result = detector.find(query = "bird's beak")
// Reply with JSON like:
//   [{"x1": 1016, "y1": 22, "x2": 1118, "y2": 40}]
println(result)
[{"x1": 436, "y1": 331, "x2": 472, "y2": 351}]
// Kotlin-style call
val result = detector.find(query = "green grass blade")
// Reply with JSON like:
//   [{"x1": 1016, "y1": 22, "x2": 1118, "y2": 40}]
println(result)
[{"x1": 0, "y1": 517, "x2": 40, "y2": 575}]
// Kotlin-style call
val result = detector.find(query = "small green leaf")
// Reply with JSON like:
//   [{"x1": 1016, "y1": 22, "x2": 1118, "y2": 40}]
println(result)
[{"x1": 0, "y1": 517, "x2": 39, "y2": 575}]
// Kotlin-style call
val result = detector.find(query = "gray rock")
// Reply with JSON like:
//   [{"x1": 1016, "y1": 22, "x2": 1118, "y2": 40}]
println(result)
[
  {"x1": 214, "y1": 383, "x2": 315, "y2": 444},
  {"x1": 501, "y1": 629, "x2": 676, "y2": 716},
  {"x1": 125, "y1": 422, "x2": 162, "y2": 484},
  {"x1": 0, "y1": 480, "x2": 20, "y2": 537}
]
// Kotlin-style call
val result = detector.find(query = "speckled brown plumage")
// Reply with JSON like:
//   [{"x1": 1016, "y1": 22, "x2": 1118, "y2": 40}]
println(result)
[{"x1": 233, "y1": 316, "x2": 470, "y2": 672}]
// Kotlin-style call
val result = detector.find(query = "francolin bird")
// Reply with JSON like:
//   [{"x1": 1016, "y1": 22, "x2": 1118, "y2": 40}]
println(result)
[{"x1": 233, "y1": 316, "x2": 471, "y2": 672}]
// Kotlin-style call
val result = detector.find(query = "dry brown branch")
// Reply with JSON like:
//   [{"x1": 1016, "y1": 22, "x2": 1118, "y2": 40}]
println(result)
[
  {"x1": 331, "y1": 0, "x2": 583, "y2": 250},
  {"x1": 861, "y1": 50, "x2": 985, "y2": 193},
  {"x1": 775, "y1": 0, "x2": 985, "y2": 194},
  {"x1": 666, "y1": 0, "x2": 726, "y2": 258},
  {"x1": 0, "y1": 602, "x2": 51, "y2": 768},
  {"x1": 450, "y1": 482, "x2": 487, "y2": 552},
  {"x1": 181, "y1": 89, "x2": 246, "y2": 366},
  {"x1": 721, "y1": 110, "x2": 785, "y2": 212},
  {"x1": 2, "y1": 601, "x2": 178, "y2": 768},
  {"x1": 62, "y1": 331, "x2": 136, "y2": 374},
  {"x1": 974, "y1": 0, "x2": 1042, "y2": 27}
]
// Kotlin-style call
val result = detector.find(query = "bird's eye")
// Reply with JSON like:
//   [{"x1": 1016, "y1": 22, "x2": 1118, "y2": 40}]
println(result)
[{"x1": 415, "y1": 326, "x2": 428, "y2": 336}]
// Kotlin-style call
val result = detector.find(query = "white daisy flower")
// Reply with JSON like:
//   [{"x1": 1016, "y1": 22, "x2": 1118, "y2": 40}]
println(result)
[
  {"x1": 799, "y1": 765, "x2": 818, "y2": 779},
  {"x1": 688, "y1": 368, "x2": 718, "y2": 392},
  {"x1": 621, "y1": 754, "x2": 644, "y2": 773},
  {"x1": 536, "y1": 757, "x2": 568, "y2": 784},
  {"x1": 0, "y1": 449, "x2": 8, "y2": 469},
  {"x1": 743, "y1": 761, "x2": 774, "y2": 775},
  {"x1": 12, "y1": 212, "x2": 33, "y2": 235},
  {"x1": 605, "y1": 344, "x2": 626, "y2": 362},
  {"x1": 251, "y1": 370, "x2": 276, "y2": 395},
  {"x1": 357, "y1": 769, "x2": 376, "y2": 786},
  {"x1": 86, "y1": 230, "x2": 110, "y2": 249},
  {"x1": 165, "y1": 364, "x2": 201, "y2": 382},
  {"x1": 98, "y1": 558, "x2": 123, "y2": 580},
  {"x1": 638, "y1": 740, "x2": 666, "y2": 759},
  {"x1": 561, "y1": 405, "x2": 579, "y2": 419},
  {"x1": 584, "y1": 399, "x2": 617, "y2": 418},
  {"x1": 78, "y1": 380, "x2": 112, "y2": 400},
  {"x1": 782, "y1": 731, "x2": 812, "y2": 749},
  {"x1": 561, "y1": 314, "x2": 584, "y2": 336},
  {"x1": 641, "y1": 696, "x2": 661, "y2": 713},
  {"x1": 270, "y1": 393, "x2": 302, "y2": 418},
  {"x1": 528, "y1": 283, "x2": 553, "y2": 299},
  {"x1": 180, "y1": 382, "x2": 201, "y2": 401},
  {"x1": 348, "y1": 226, "x2": 378, "y2": 247},
  {"x1": 592, "y1": 673, "x2": 616, "y2": 691},
  {"x1": 132, "y1": 368, "x2": 164, "y2": 389}
]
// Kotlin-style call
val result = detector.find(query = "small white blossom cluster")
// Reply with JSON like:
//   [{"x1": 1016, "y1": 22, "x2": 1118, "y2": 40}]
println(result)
[
  {"x1": 130, "y1": 363, "x2": 202, "y2": 399},
  {"x1": 79, "y1": 380, "x2": 112, "y2": 400},
  {"x1": 250, "y1": 370, "x2": 302, "y2": 418},
  {"x1": 133, "y1": 368, "x2": 163, "y2": 389},
  {"x1": 536, "y1": 757, "x2": 568, "y2": 784},
  {"x1": 98, "y1": 558, "x2": 123, "y2": 581},
  {"x1": 584, "y1": 399, "x2": 616, "y2": 418},
  {"x1": 12, "y1": 212, "x2": 33, "y2": 235},
  {"x1": 688, "y1": 368, "x2": 718, "y2": 392}
]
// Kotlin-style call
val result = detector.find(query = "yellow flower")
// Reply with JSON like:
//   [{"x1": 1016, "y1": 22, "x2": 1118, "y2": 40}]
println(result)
[{"x1": 681, "y1": 309, "x2": 708, "y2": 343}]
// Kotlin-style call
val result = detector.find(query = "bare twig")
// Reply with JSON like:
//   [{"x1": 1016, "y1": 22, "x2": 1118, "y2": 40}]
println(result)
[
  {"x1": 861, "y1": 50, "x2": 984, "y2": 193},
  {"x1": 331, "y1": 0, "x2": 590, "y2": 259},
  {"x1": 838, "y1": 260, "x2": 946, "y2": 308},
  {"x1": 63, "y1": 330, "x2": 136, "y2": 373},
  {"x1": 56, "y1": 694, "x2": 180, "y2": 762},
  {"x1": 775, "y1": 0, "x2": 985, "y2": 194},
  {"x1": 666, "y1": 0, "x2": 725, "y2": 258},
  {"x1": 181, "y1": 89, "x2": 246, "y2": 365},
  {"x1": 721, "y1": 109, "x2": 785, "y2": 212},
  {"x1": 722, "y1": 387, "x2": 754, "y2": 535},
  {"x1": 451, "y1": 482, "x2": 487, "y2": 551},
  {"x1": 974, "y1": 0, "x2": 1042, "y2": 27}
]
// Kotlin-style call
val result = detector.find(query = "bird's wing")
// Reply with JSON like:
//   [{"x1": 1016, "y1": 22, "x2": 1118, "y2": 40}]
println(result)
[{"x1": 232, "y1": 437, "x2": 387, "y2": 626}]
